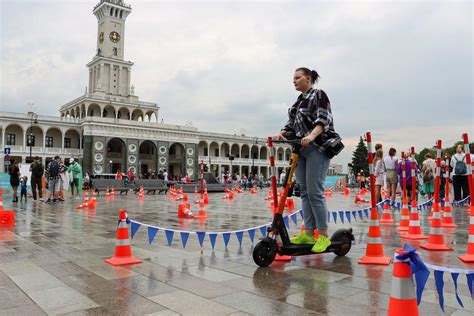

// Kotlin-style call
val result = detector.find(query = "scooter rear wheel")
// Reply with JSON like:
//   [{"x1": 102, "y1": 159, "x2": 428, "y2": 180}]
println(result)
[{"x1": 253, "y1": 240, "x2": 277, "y2": 267}]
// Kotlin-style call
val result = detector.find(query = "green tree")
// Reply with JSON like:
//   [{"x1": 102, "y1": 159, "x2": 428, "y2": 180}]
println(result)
[{"x1": 351, "y1": 136, "x2": 369, "y2": 176}]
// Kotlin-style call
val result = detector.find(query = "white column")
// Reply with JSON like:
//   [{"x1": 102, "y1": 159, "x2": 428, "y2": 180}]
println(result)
[
  {"x1": 61, "y1": 130, "x2": 64, "y2": 153},
  {"x1": 126, "y1": 68, "x2": 131, "y2": 95}
]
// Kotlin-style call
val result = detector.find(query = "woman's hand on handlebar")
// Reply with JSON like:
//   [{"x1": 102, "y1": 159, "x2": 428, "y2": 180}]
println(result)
[
  {"x1": 273, "y1": 131, "x2": 286, "y2": 141},
  {"x1": 301, "y1": 133, "x2": 316, "y2": 147}
]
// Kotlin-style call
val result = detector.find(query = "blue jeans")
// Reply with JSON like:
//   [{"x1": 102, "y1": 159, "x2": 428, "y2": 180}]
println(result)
[{"x1": 295, "y1": 145, "x2": 330, "y2": 231}]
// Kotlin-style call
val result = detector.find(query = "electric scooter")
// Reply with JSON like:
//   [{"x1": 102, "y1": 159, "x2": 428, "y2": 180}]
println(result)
[{"x1": 252, "y1": 135, "x2": 354, "y2": 267}]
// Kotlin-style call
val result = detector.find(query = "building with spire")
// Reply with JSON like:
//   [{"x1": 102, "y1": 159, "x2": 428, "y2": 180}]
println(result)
[{"x1": 0, "y1": 0, "x2": 342, "y2": 179}]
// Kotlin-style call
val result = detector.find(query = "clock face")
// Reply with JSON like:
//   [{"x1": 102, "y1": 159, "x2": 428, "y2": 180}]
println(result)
[
  {"x1": 99, "y1": 32, "x2": 104, "y2": 43},
  {"x1": 109, "y1": 31, "x2": 120, "y2": 43}
]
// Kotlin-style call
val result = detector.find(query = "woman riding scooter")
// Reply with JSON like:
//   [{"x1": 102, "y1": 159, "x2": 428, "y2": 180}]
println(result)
[{"x1": 274, "y1": 67, "x2": 340, "y2": 253}]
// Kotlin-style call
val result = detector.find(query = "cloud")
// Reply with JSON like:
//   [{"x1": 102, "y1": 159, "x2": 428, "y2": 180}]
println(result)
[{"x1": 1, "y1": 0, "x2": 472, "y2": 173}]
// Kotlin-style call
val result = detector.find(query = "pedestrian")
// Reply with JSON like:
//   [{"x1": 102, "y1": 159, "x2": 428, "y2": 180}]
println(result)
[
  {"x1": 422, "y1": 153, "x2": 436, "y2": 200},
  {"x1": 9, "y1": 160, "x2": 20, "y2": 203},
  {"x1": 58, "y1": 158, "x2": 67, "y2": 201},
  {"x1": 68, "y1": 158, "x2": 83, "y2": 199},
  {"x1": 20, "y1": 176, "x2": 28, "y2": 202},
  {"x1": 359, "y1": 170, "x2": 366, "y2": 189},
  {"x1": 383, "y1": 147, "x2": 399, "y2": 206},
  {"x1": 450, "y1": 144, "x2": 469, "y2": 201},
  {"x1": 45, "y1": 156, "x2": 62, "y2": 203},
  {"x1": 274, "y1": 67, "x2": 343, "y2": 253},
  {"x1": 29, "y1": 156, "x2": 44, "y2": 202},
  {"x1": 396, "y1": 154, "x2": 414, "y2": 203},
  {"x1": 374, "y1": 149, "x2": 384, "y2": 203},
  {"x1": 279, "y1": 170, "x2": 286, "y2": 186}
]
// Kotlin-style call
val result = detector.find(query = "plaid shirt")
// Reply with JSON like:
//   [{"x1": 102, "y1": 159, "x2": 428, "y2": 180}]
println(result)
[{"x1": 283, "y1": 88, "x2": 340, "y2": 152}]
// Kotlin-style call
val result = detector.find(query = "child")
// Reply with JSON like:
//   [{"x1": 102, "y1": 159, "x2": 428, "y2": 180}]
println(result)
[
  {"x1": 374, "y1": 150, "x2": 385, "y2": 203},
  {"x1": 20, "y1": 176, "x2": 28, "y2": 202}
]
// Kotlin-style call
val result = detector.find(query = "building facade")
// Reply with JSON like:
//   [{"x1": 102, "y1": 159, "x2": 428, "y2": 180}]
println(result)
[{"x1": 0, "y1": 0, "x2": 342, "y2": 179}]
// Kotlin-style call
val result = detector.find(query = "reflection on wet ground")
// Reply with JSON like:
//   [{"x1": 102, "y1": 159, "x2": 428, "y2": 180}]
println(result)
[{"x1": 0, "y1": 189, "x2": 472, "y2": 315}]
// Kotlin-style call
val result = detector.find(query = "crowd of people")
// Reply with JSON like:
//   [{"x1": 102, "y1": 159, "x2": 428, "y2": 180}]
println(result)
[
  {"x1": 348, "y1": 143, "x2": 473, "y2": 207},
  {"x1": 8, "y1": 156, "x2": 90, "y2": 204}
]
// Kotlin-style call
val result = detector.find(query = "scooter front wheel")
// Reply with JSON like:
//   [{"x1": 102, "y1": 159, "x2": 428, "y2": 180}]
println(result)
[{"x1": 253, "y1": 240, "x2": 277, "y2": 267}]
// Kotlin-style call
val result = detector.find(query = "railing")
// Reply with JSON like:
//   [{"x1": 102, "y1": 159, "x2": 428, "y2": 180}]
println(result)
[
  {"x1": 59, "y1": 94, "x2": 157, "y2": 111},
  {"x1": 106, "y1": 152, "x2": 122, "y2": 159},
  {"x1": 4, "y1": 145, "x2": 83, "y2": 156},
  {"x1": 198, "y1": 155, "x2": 288, "y2": 165}
]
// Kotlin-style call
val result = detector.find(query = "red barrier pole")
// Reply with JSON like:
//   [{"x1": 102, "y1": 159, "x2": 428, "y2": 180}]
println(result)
[
  {"x1": 462, "y1": 133, "x2": 473, "y2": 205},
  {"x1": 410, "y1": 147, "x2": 416, "y2": 206},
  {"x1": 459, "y1": 133, "x2": 474, "y2": 262}
]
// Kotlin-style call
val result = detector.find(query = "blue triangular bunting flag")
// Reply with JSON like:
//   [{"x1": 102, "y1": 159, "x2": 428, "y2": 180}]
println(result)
[
  {"x1": 248, "y1": 229, "x2": 256, "y2": 243},
  {"x1": 180, "y1": 232, "x2": 190, "y2": 248},
  {"x1": 299, "y1": 210, "x2": 304, "y2": 220},
  {"x1": 434, "y1": 270, "x2": 445, "y2": 312},
  {"x1": 363, "y1": 209, "x2": 369, "y2": 219},
  {"x1": 290, "y1": 213, "x2": 297, "y2": 225},
  {"x1": 358, "y1": 210, "x2": 363, "y2": 220},
  {"x1": 223, "y1": 232, "x2": 231, "y2": 248},
  {"x1": 345, "y1": 211, "x2": 351, "y2": 223},
  {"x1": 130, "y1": 222, "x2": 141, "y2": 239},
  {"x1": 197, "y1": 232, "x2": 206, "y2": 247},
  {"x1": 467, "y1": 274, "x2": 474, "y2": 298},
  {"x1": 165, "y1": 230, "x2": 174, "y2": 246},
  {"x1": 451, "y1": 273, "x2": 464, "y2": 308},
  {"x1": 332, "y1": 212, "x2": 337, "y2": 224},
  {"x1": 147, "y1": 226, "x2": 159, "y2": 245},
  {"x1": 338, "y1": 211, "x2": 344, "y2": 224},
  {"x1": 260, "y1": 225, "x2": 267, "y2": 237},
  {"x1": 283, "y1": 216, "x2": 290, "y2": 228},
  {"x1": 235, "y1": 231, "x2": 243, "y2": 247},
  {"x1": 352, "y1": 211, "x2": 357, "y2": 221},
  {"x1": 209, "y1": 233, "x2": 217, "y2": 249}
]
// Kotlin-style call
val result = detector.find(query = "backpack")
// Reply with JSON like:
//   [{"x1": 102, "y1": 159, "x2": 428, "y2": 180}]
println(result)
[
  {"x1": 32, "y1": 162, "x2": 44, "y2": 178},
  {"x1": 423, "y1": 168, "x2": 433, "y2": 184},
  {"x1": 454, "y1": 156, "x2": 467, "y2": 175},
  {"x1": 48, "y1": 160, "x2": 60, "y2": 177}
]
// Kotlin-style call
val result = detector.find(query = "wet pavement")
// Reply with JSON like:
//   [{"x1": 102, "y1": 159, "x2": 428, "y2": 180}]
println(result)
[{"x1": 0, "y1": 188, "x2": 473, "y2": 315}]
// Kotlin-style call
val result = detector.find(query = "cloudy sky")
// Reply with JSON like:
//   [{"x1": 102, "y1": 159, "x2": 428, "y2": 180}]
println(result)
[{"x1": 1, "y1": 0, "x2": 472, "y2": 169}]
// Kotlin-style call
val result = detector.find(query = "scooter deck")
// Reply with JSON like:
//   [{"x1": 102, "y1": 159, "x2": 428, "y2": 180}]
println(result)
[{"x1": 279, "y1": 242, "x2": 343, "y2": 256}]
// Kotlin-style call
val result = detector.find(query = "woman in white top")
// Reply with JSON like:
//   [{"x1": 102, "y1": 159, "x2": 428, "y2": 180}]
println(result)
[
  {"x1": 374, "y1": 149, "x2": 384, "y2": 203},
  {"x1": 450, "y1": 145, "x2": 469, "y2": 201},
  {"x1": 383, "y1": 147, "x2": 398, "y2": 206}
]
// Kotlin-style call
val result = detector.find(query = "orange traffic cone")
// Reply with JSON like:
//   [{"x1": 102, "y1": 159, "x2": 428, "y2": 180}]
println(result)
[
  {"x1": 195, "y1": 199, "x2": 207, "y2": 219},
  {"x1": 203, "y1": 193, "x2": 209, "y2": 204},
  {"x1": 82, "y1": 191, "x2": 89, "y2": 208},
  {"x1": 441, "y1": 196, "x2": 456, "y2": 228},
  {"x1": 420, "y1": 202, "x2": 452, "y2": 251},
  {"x1": 387, "y1": 249, "x2": 419, "y2": 316},
  {"x1": 401, "y1": 200, "x2": 428, "y2": 240},
  {"x1": 105, "y1": 188, "x2": 110, "y2": 198},
  {"x1": 380, "y1": 200, "x2": 394, "y2": 224},
  {"x1": 138, "y1": 186, "x2": 144, "y2": 199},
  {"x1": 178, "y1": 203, "x2": 191, "y2": 218},
  {"x1": 0, "y1": 195, "x2": 14, "y2": 227},
  {"x1": 343, "y1": 188, "x2": 350, "y2": 195},
  {"x1": 105, "y1": 209, "x2": 142, "y2": 266},
  {"x1": 358, "y1": 206, "x2": 391, "y2": 265},
  {"x1": 286, "y1": 198, "x2": 295, "y2": 210},
  {"x1": 194, "y1": 187, "x2": 198, "y2": 195},
  {"x1": 458, "y1": 205, "x2": 474, "y2": 262},
  {"x1": 111, "y1": 187, "x2": 115, "y2": 196},
  {"x1": 396, "y1": 197, "x2": 410, "y2": 231},
  {"x1": 90, "y1": 192, "x2": 97, "y2": 207}
]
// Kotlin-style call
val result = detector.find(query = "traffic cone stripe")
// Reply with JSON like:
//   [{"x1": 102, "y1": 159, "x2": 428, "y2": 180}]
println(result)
[
  {"x1": 443, "y1": 212, "x2": 452, "y2": 218},
  {"x1": 470, "y1": 217, "x2": 474, "y2": 225},
  {"x1": 367, "y1": 237, "x2": 382, "y2": 244},
  {"x1": 430, "y1": 227, "x2": 443, "y2": 235},
  {"x1": 409, "y1": 220, "x2": 420, "y2": 226},
  {"x1": 432, "y1": 212, "x2": 441, "y2": 219},
  {"x1": 469, "y1": 236, "x2": 474, "y2": 243},
  {"x1": 401, "y1": 215, "x2": 410, "y2": 220},
  {"x1": 390, "y1": 278, "x2": 416, "y2": 300},
  {"x1": 369, "y1": 220, "x2": 380, "y2": 226},
  {"x1": 116, "y1": 238, "x2": 130, "y2": 246}
]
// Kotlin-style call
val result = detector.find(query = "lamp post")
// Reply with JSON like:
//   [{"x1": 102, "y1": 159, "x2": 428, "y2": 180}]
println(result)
[
  {"x1": 252, "y1": 137, "x2": 258, "y2": 178},
  {"x1": 27, "y1": 112, "x2": 38, "y2": 163}
]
